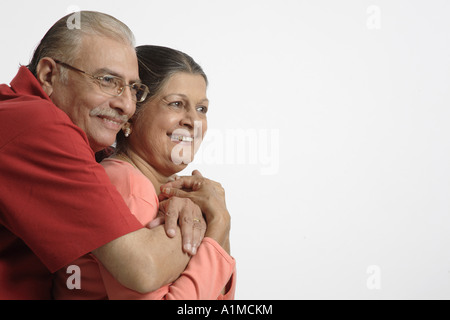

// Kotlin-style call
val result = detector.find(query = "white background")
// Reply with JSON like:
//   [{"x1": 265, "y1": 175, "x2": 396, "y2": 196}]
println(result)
[{"x1": 1, "y1": 0, "x2": 450, "y2": 299}]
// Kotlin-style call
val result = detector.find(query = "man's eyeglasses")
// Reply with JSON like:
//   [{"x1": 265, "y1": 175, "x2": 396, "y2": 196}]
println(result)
[{"x1": 54, "y1": 60, "x2": 149, "y2": 103}]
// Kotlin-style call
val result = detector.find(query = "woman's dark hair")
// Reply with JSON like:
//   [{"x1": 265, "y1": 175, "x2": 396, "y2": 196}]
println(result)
[
  {"x1": 136, "y1": 45, "x2": 208, "y2": 106},
  {"x1": 96, "y1": 45, "x2": 208, "y2": 161}
]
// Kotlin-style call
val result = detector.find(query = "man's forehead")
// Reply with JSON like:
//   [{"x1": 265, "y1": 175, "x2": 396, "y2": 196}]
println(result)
[{"x1": 78, "y1": 35, "x2": 139, "y2": 81}]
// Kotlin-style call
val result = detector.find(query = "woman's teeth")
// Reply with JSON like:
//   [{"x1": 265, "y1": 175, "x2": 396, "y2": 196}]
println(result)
[{"x1": 171, "y1": 135, "x2": 193, "y2": 142}]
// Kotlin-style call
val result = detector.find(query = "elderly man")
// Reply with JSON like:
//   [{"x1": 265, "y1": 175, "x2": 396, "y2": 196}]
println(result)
[{"x1": 0, "y1": 11, "x2": 233, "y2": 299}]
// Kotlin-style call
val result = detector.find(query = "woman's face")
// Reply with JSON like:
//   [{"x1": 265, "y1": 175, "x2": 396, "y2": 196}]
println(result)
[{"x1": 129, "y1": 72, "x2": 208, "y2": 175}]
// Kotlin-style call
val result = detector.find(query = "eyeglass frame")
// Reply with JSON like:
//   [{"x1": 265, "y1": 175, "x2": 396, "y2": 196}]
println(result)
[{"x1": 53, "y1": 60, "x2": 149, "y2": 103}]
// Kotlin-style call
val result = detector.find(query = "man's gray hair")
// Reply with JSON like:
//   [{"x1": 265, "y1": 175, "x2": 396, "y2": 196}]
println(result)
[{"x1": 27, "y1": 11, "x2": 135, "y2": 79}]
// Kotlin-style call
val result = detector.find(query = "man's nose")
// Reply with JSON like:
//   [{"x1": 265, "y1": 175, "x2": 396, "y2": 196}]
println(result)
[{"x1": 110, "y1": 86, "x2": 136, "y2": 117}]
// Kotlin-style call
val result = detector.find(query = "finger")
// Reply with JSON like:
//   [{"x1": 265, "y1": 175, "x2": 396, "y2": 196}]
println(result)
[
  {"x1": 161, "y1": 186, "x2": 192, "y2": 198},
  {"x1": 180, "y1": 213, "x2": 194, "y2": 255},
  {"x1": 147, "y1": 210, "x2": 165, "y2": 229},
  {"x1": 192, "y1": 170, "x2": 203, "y2": 177},
  {"x1": 189, "y1": 171, "x2": 205, "y2": 191},
  {"x1": 161, "y1": 199, "x2": 180, "y2": 238},
  {"x1": 161, "y1": 176, "x2": 203, "y2": 191},
  {"x1": 158, "y1": 192, "x2": 169, "y2": 202},
  {"x1": 167, "y1": 174, "x2": 179, "y2": 182},
  {"x1": 147, "y1": 216, "x2": 165, "y2": 229},
  {"x1": 191, "y1": 219, "x2": 206, "y2": 255}
]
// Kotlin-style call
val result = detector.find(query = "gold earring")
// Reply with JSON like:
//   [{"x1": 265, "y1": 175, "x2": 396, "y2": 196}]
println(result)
[
  {"x1": 124, "y1": 127, "x2": 131, "y2": 138},
  {"x1": 123, "y1": 123, "x2": 132, "y2": 138}
]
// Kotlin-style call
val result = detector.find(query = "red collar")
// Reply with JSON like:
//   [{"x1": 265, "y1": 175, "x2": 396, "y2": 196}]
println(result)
[{"x1": 9, "y1": 66, "x2": 52, "y2": 102}]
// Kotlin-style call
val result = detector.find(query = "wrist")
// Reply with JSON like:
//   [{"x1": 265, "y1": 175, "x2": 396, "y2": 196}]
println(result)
[{"x1": 205, "y1": 213, "x2": 230, "y2": 248}]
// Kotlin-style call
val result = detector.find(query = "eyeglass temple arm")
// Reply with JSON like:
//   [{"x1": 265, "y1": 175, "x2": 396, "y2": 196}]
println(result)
[{"x1": 54, "y1": 60, "x2": 88, "y2": 75}]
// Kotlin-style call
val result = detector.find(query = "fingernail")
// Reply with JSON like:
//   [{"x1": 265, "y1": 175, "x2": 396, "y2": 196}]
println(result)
[
  {"x1": 168, "y1": 229, "x2": 176, "y2": 237},
  {"x1": 184, "y1": 243, "x2": 191, "y2": 252},
  {"x1": 191, "y1": 246, "x2": 197, "y2": 254},
  {"x1": 162, "y1": 188, "x2": 170, "y2": 194},
  {"x1": 148, "y1": 221, "x2": 158, "y2": 228}
]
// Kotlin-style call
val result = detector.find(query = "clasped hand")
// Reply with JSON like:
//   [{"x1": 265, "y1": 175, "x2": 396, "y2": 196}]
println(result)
[{"x1": 148, "y1": 194, "x2": 206, "y2": 256}]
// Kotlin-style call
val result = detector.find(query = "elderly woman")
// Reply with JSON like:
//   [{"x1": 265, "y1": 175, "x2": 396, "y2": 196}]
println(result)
[{"x1": 53, "y1": 45, "x2": 235, "y2": 299}]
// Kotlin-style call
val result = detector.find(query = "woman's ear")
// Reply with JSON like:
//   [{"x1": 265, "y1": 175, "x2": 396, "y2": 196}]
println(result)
[{"x1": 35, "y1": 58, "x2": 59, "y2": 97}]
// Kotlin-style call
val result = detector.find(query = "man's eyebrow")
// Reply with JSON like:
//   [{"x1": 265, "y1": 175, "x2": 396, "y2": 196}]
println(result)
[
  {"x1": 92, "y1": 68, "x2": 141, "y2": 83},
  {"x1": 93, "y1": 67, "x2": 120, "y2": 77}
]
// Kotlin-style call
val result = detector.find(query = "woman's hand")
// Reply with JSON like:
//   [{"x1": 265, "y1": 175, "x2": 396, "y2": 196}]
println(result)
[
  {"x1": 159, "y1": 170, "x2": 230, "y2": 248},
  {"x1": 160, "y1": 170, "x2": 228, "y2": 217}
]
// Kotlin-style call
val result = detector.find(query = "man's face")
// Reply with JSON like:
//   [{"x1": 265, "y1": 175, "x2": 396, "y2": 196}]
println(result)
[{"x1": 50, "y1": 35, "x2": 140, "y2": 152}]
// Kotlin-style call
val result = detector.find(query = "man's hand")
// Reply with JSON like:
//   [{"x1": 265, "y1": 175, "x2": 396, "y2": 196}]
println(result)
[
  {"x1": 149, "y1": 197, "x2": 206, "y2": 255},
  {"x1": 159, "y1": 170, "x2": 231, "y2": 249},
  {"x1": 160, "y1": 170, "x2": 228, "y2": 218}
]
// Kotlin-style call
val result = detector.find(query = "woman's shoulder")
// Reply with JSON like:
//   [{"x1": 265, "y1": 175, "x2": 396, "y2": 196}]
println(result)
[
  {"x1": 100, "y1": 157, "x2": 159, "y2": 224},
  {"x1": 100, "y1": 157, "x2": 157, "y2": 201}
]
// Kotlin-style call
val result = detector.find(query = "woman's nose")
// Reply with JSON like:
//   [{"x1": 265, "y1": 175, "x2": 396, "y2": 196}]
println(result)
[{"x1": 179, "y1": 109, "x2": 197, "y2": 128}]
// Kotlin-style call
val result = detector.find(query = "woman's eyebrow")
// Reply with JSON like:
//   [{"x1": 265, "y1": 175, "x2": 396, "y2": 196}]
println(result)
[
  {"x1": 164, "y1": 93, "x2": 187, "y2": 99},
  {"x1": 164, "y1": 94, "x2": 209, "y2": 103}
]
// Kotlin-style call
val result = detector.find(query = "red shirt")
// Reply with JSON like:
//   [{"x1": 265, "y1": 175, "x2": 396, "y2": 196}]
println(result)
[
  {"x1": 53, "y1": 159, "x2": 236, "y2": 300},
  {"x1": 0, "y1": 67, "x2": 143, "y2": 299}
]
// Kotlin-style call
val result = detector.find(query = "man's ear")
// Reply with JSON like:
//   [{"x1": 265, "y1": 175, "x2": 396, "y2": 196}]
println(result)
[{"x1": 35, "y1": 58, "x2": 59, "y2": 97}]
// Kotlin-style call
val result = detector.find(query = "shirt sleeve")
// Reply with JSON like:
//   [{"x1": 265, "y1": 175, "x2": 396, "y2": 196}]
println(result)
[
  {"x1": 159, "y1": 238, "x2": 236, "y2": 300},
  {"x1": 98, "y1": 238, "x2": 236, "y2": 300},
  {"x1": 98, "y1": 161, "x2": 236, "y2": 300},
  {"x1": 0, "y1": 114, "x2": 142, "y2": 273}
]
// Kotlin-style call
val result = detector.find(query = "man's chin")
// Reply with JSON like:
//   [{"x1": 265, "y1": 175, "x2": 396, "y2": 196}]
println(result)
[{"x1": 90, "y1": 137, "x2": 117, "y2": 154}]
